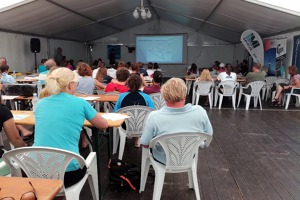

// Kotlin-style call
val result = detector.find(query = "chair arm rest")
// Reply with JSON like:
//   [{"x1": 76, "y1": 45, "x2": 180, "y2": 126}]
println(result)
[{"x1": 85, "y1": 152, "x2": 96, "y2": 168}]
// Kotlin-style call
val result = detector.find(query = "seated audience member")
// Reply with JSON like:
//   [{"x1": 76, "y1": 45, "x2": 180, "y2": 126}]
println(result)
[
  {"x1": 131, "y1": 63, "x2": 148, "y2": 86},
  {"x1": 117, "y1": 61, "x2": 126, "y2": 69},
  {"x1": 114, "y1": 73, "x2": 155, "y2": 147},
  {"x1": 95, "y1": 67, "x2": 112, "y2": 85},
  {"x1": 76, "y1": 63, "x2": 105, "y2": 94},
  {"x1": 217, "y1": 63, "x2": 237, "y2": 82},
  {"x1": 0, "y1": 65, "x2": 16, "y2": 84},
  {"x1": 242, "y1": 63, "x2": 265, "y2": 94},
  {"x1": 0, "y1": 85, "x2": 26, "y2": 148},
  {"x1": 271, "y1": 66, "x2": 300, "y2": 107},
  {"x1": 138, "y1": 62, "x2": 148, "y2": 76},
  {"x1": 197, "y1": 69, "x2": 214, "y2": 82},
  {"x1": 153, "y1": 62, "x2": 160, "y2": 71},
  {"x1": 240, "y1": 59, "x2": 249, "y2": 76},
  {"x1": 33, "y1": 68, "x2": 108, "y2": 187},
  {"x1": 244, "y1": 63, "x2": 265, "y2": 84},
  {"x1": 187, "y1": 63, "x2": 198, "y2": 77},
  {"x1": 196, "y1": 69, "x2": 214, "y2": 105},
  {"x1": 261, "y1": 65, "x2": 268, "y2": 77},
  {"x1": 107, "y1": 65, "x2": 117, "y2": 79},
  {"x1": 218, "y1": 63, "x2": 226, "y2": 73},
  {"x1": 38, "y1": 58, "x2": 57, "y2": 84},
  {"x1": 105, "y1": 68, "x2": 130, "y2": 93},
  {"x1": 38, "y1": 59, "x2": 47, "y2": 73},
  {"x1": 143, "y1": 71, "x2": 163, "y2": 95},
  {"x1": 140, "y1": 78, "x2": 213, "y2": 164},
  {"x1": 92, "y1": 61, "x2": 106, "y2": 78},
  {"x1": 146, "y1": 62, "x2": 155, "y2": 77},
  {"x1": 210, "y1": 61, "x2": 220, "y2": 75},
  {"x1": 0, "y1": 57, "x2": 7, "y2": 66}
]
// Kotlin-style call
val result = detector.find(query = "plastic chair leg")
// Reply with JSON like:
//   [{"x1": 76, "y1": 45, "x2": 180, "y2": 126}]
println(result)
[
  {"x1": 285, "y1": 94, "x2": 291, "y2": 109},
  {"x1": 152, "y1": 167, "x2": 166, "y2": 200},
  {"x1": 245, "y1": 96, "x2": 251, "y2": 110},
  {"x1": 140, "y1": 150, "x2": 151, "y2": 193},
  {"x1": 254, "y1": 96, "x2": 258, "y2": 107},
  {"x1": 218, "y1": 95, "x2": 223, "y2": 109},
  {"x1": 208, "y1": 94, "x2": 213, "y2": 109},
  {"x1": 258, "y1": 96, "x2": 262, "y2": 110},
  {"x1": 237, "y1": 92, "x2": 242, "y2": 108},
  {"x1": 112, "y1": 127, "x2": 119, "y2": 155},
  {"x1": 118, "y1": 129, "x2": 127, "y2": 160},
  {"x1": 86, "y1": 153, "x2": 99, "y2": 200},
  {"x1": 191, "y1": 162, "x2": 201, "y2": 200},
  {"x1": 195, "y1": 94, "x2": 200, "y2": 106},
  {"x1": 232, "y1": 94, "x2": 236, "y2": 109}
]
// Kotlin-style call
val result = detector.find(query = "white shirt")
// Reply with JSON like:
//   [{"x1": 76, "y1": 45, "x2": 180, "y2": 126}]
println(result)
[
  {"x1": 92, "y1": 68, "x2": 99, "y2": 78},
  {"x1": 217, "y1": 72, "x2": 237, "y2": 82},
  {"x1": 107, "y1": 68, "x2": 116, "y2": 79}
]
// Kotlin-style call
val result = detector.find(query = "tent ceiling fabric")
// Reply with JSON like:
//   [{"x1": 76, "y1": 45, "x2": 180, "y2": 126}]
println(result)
[{"x1": 0, "y1": 0, "x2": 299, "y2": 43}]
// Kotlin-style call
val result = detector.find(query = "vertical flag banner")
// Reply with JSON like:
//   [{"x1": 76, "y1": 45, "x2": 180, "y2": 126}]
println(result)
[
  {"x1": 241, "y1": 30, "x2": 264, "y2": 65},
  {"x1": 276, "y1": 38, "x2": 287, "y2": 61},
  {"x1": 292, "y1": 35, "x2": 300, "y2": 72},
  {"x1": 264, "y1": 39, "x2": 276, "y2": 75}
]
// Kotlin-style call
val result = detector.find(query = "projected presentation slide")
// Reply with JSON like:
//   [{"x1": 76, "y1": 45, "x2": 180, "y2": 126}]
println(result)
[{"x1": 136, "y1": 35, "x2": 184, "y2": 64}]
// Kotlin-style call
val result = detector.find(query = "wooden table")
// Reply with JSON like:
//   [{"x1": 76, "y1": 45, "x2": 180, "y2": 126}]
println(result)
[
  {"x1": 16, "y1": 79, "x2": 38, "y2": 83},
  {"x1": 0, "y1": 176, "x2": 63, "y2": 200},
  {"x1": 12, "y1": 110, "x2": 125, "y2": 199}
]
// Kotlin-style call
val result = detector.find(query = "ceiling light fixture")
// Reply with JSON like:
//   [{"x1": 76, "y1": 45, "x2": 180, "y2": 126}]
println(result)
[{"x1": 133, "y1": 0, "x2": 151, "y2": 19}]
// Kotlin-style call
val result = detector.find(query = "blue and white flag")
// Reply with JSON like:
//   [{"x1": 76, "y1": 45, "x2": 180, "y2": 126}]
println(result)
[{"x1": 241, "y1": 30, "x2": 264, "y2": 65}]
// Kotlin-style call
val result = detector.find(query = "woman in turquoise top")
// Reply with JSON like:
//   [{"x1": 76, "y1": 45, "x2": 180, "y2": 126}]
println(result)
[{"x1": 33, "y1": 67, "x2": 108, "y2": 187}]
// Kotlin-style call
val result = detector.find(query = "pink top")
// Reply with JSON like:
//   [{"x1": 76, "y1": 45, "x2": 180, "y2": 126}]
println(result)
[{"x1": 290, "y1": 74, "x2": 300, "y2": 86}]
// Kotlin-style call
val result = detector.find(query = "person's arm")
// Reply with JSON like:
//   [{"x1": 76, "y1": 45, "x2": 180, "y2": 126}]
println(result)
[
  {"x1": 140, "y1": 114, "x2": 155, "y2": 148},
  {"x1": 3, "y1": 118, "x2": 26, "y2": 148},
  {"x1": 89, "y1": 113, "x2": 108, "y2": 130},
  {"x1": 94, "y1": 79, "x2": 106, "y2": 89},
  {"x1": 140, "y1": 74, "x2": 148, "y2": 86}
]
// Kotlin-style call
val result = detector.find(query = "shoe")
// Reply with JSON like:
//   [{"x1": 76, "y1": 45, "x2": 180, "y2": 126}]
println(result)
[{"x1": 22, "y1": 133, "x2": 34, "y2": 142}]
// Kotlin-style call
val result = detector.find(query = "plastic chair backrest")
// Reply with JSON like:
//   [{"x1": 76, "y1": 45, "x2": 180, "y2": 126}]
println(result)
[
  {"x1": 149, "y1": 93, "x2": 166, "y2": 110},
  {"x1": 116, "y1": 105, "x2": 154, "y2": 136},
  {"x1": 247, "y1": 81, "x2": 265, "y2": 96},
  {"x1": 273, "y1": 78, "x2": 289, "y2": 86},
  {"x1": 149, "y1": 132, "x2": 212, "y2": 171},
  {"x1": 218, "y1": 81, "x2": 238, "y2": 95},
  {"x1": 194, "y1": 81, "x2": 214, "y2": 95},
  {"x1": 2, "y1": 147, "x2": 86, "y2": 181},
  {"x1": 265, "y1": 76, "x2": 278, "y2": 87}
]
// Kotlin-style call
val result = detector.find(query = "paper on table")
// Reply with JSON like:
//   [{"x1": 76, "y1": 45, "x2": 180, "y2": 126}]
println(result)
[
  {"x1": 102, "y1": 113, "x2": 130, "y2": 121},
  {"x1": 1, "y1": 95, "x2": 19, "y2": 100},
  {"x1": 77, "y1": 96, "x2": 100, "y2": 101},
  {"x1": 13, "y1": 114, "x2": 30, "y2": 120}
]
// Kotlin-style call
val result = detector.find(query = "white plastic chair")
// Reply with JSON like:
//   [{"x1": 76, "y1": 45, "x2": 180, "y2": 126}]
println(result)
[
  {"x1": 2, "y1": 147, "x2": 99, "y2": 200},
  {"x1": 263, "y1": 76, "x2": 278, "y2": 101},
  {"x1": 285, "y1": 88, "x2": 300, "y2": 109},
  {"x1": 215, "y1": 81, "x2": 238, "y2": 109},
  {"x1": 149, "y1": 93, "x2": 166, "y2": 110},
  {"x1": 271, "y1": 78, "x2": 290, "y2": 103},
  {"x1": 139, "y1": 132, "x2": 212, "y2": 200},
  {"x1": 237, "y1": 81, "x2": 265, "y2": 110},
  {"x1": 192, "y1": 81, "x2": 214, "y2": 108},
  {"x1": 114, "y1": 105, "x2": 154, "y2": 160}
]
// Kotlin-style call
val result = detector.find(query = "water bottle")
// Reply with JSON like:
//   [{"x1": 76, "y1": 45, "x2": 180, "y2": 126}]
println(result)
[
  {"x1": 32, "y1": 93, "x2": 38, "y2": 114},
  {"x1": 13, "y1": 70, "x2": 16, "y2": 79},
  {"x1": 2, "y1": 72, "x2": 7, "y2": 84},
  {"x1": 37, "y1": 80, "x2": 42, "y2": 97}
]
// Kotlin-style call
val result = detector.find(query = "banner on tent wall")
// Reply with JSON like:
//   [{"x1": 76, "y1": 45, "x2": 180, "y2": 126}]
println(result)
[
  {"x1": 264, "y1": 38, "x2": 287, "y2": 75},
  {"x1": 107, "y1": 45, "x2": 121, "y2": 59},
  {"x1": 292, "y1": 35, "x2": 300, "y2": 72},
  {"x1": 241, "y1": 30, "x2": 264, "y2": 65}
]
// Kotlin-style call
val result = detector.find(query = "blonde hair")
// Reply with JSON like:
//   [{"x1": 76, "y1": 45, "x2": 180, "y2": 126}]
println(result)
[
  {"x1": 45, "y1": 68, "x2": 78, "y2": 95},
  {"x1": 198, "y1": 69, "x2": 212, "y2": 81},
  {"x1": 161, "y1": 78, "x2": 186, "y2": 103}
]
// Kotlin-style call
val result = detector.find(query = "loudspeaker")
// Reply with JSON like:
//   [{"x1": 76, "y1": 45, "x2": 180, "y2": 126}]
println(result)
[
  {"x1": 128, "y1": 47, "x2": 135, "y2": 53},
  {"x1": 30, "y1": 38, "x2": 40, "y2": 53}
]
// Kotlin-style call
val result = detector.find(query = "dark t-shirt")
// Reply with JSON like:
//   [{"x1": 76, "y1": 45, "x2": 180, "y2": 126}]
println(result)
[
  {"x1": 0, "y1": 104, "x2": 13, "y2": 132},
  {"x1": 103, "y1": 75, "x2": 113, "y2": 84},
  {"x1": 120, "y1": 91, "x2": 147, "y2": 108},
  {"x1": 143, "y1": 85, "x2": 161, "y2": 95}
]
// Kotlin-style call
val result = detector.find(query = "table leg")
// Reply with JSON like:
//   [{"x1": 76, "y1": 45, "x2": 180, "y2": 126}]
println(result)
[{"x1": 91, "y1": 127, "x2": 112, "y2": 200}]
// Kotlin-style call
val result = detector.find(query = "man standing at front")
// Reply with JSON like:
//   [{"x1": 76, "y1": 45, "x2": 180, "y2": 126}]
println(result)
[{"x1": 141, "y1": 78, "x2": 213, "y2": 164}]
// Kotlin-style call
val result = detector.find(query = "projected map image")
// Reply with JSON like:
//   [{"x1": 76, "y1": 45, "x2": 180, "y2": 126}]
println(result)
[{"x1": 136, "y1": 35, "x2": 183, "y2": 63}]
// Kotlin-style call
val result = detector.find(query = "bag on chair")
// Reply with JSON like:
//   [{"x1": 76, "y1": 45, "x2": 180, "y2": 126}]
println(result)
[{"x1": 108, "y1": 158, "x2": 140, "y2": 191}]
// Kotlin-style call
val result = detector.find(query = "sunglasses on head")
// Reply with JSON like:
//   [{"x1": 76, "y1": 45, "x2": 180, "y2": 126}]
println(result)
[{"x1": 0, "y1": 181, "x2": 37, "y2": 200}]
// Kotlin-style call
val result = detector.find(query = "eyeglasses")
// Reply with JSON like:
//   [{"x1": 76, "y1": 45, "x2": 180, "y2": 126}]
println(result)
[
  {"x1": 71, "y1": 81, "x2": 79, "y2": 86},
  {"x1": 0, "y1": 181, "x2": 37, "y2": 200}
]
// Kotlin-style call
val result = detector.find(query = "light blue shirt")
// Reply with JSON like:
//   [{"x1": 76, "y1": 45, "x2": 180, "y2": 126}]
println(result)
[
  {"x1": 1, "y1": 73, "x2": 15, "y2": 84},
  {"x1": 76, "y1": 76, "x2": 95, "y2": 94},
  {"x1": 141, "y1": 104, "x2": 213, "y2": 164},
  {"x1": 33, "y1": 92, "x2": 97, "y2": 171}
]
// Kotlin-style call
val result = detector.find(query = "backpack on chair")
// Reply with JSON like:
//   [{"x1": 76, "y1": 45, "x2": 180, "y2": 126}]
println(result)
[{"x1": 108, "y1": 158, "x2": 140, "y2": 191}]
